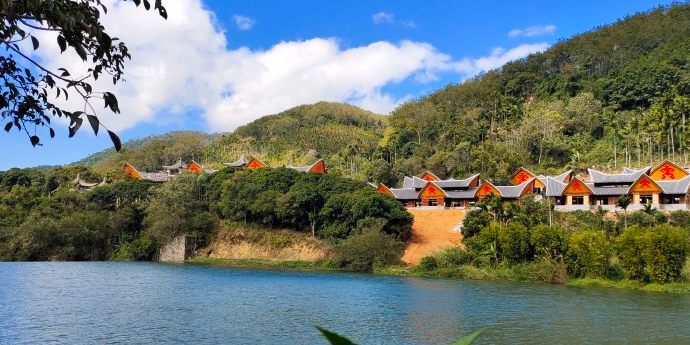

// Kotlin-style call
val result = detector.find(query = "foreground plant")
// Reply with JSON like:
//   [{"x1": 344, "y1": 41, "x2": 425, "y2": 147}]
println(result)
[{"x1": 317, "y1": 327, "x2": 484, "y2": 345}]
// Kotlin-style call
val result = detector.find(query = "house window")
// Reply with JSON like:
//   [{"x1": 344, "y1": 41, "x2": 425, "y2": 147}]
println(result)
[
  {"x1": 664, "y1": 196, "x2": 681, "y2": 204},
  {"x1": 572, "y1": 196, "x2": 584, "y2": 205},
  {"x1": 640, "y1": 195, "x2": 653, "y2": 204},
  {"x1": 597, "y1": 197, "x2": 609, "y2": 205},
  {"x1": 451, "y1": 201, "x2": 461, "y2": 207},
  {"x1": 428, "y1": 198, "x2": 438, "y2": 206}
]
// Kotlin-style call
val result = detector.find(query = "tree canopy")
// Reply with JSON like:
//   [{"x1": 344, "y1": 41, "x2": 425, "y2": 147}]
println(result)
[{"x1": 0, "y1": 0, "x2": 166, "y2": 149}]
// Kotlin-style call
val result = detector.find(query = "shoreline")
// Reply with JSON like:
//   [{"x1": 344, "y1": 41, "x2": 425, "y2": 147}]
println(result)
[{"x1": 186, "y1": 257, "x2": 690, "y2": 294}]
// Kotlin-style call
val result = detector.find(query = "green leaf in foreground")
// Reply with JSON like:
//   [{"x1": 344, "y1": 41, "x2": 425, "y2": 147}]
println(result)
[
  {"x1": 452, "y1": 329, "x2": 485, "y2": 345},
  {"x1": 317, "y1": 327, "x2": 360, "y2": 345}
]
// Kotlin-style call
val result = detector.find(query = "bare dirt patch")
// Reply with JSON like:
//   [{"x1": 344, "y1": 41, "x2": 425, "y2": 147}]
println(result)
[{"x1": 401, "y1": 209, "x2": 466, "y2": 265}]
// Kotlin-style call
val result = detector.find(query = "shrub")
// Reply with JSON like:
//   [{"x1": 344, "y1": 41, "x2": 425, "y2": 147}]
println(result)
[
  {"x1": 641, "y1": 225, "x2": 690, "y2": 284},
  {"x1": 418, "y1": 256, "x2": 438, "y2": 271},
  {"x1": 461, "y1": 209, "x2": 491, "y2": 237},
  {"x1": 530, "y1": 225, "x2": 569, "y2": 259},
  {"x1": 669, "y1": 211, "x2": 690, "y2": 229},
  {"x1": 334, "y1": 227, "x2": 404, "y2": 272},
  {"x1": 617, "y1": 226, "x2": 647, "y2": 280},
  {"x1": 567, "y1": 231, "x2": 612, "y2": 278},
  {"x1": 497, "y1": 223, "x2": 532, "y2": 263}
]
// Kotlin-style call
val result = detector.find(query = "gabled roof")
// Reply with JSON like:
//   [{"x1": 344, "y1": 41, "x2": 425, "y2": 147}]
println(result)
[
  {"x1": 162, "y1": 158, "x2": 187, "y2": 170},
  {"x1": 656, "y1": 176, "x2": 690, "y2": 194},
  {"x1": 123, "y1": 162, "x2": 168, "y2": 182},
  {"x1": 628, "y1": 174, "x2": 663, "y2": 194},
  {"x1": 511, "y1": 167, "x2": 536, "y2": 185},
  {"x1": 187, "y1": 160, "x2": 202, "y2": 173},
  {"x1": 544, "y1": 177, "x2": 567, "y2": 197},
  {"x1": 433, "y1": 174, "x2": 481, "y2": 189},
  {"x1": 649, "y1": 159, "x2": 688, "y2": 181},
  {"x1": 562, "y1": 177, "x2": 594, "y2": 195},
  {"x1": 286, "y1": 159, "x2": 326, "y2": 173},
  {"x1": 246, "y1": 157, "x2": 268, "y2": 170},
  {"x1": 389, "y1": 188, "x2": 419, "y2": 200},
  {"x1": 224, "y1": 155, "x2": 248, "y2": 167},
  {"x1": 587, "y1": 167, "x2": 649, "y2": 184},
  {"x1": 377, "y1": 183, "x2": 394, "y2": 196},
  {"x1": 70, "y1": 174, "x2": 99, "y2": 188},
  {"x1": 475, "y1": 181, "x2": 501, "y2": 198},
  {"x1": 495, "y1": 178, "x2": 535, "y2": 199},
  {"x1": 402, "y1": 176, "x2": 414, "y2": 188},
  {"x1": 586, "y1": 184, "x2": 630, "y2": 196},
  {"x1": 446, "y1": 187, "x2": 480, "y2": 199},
  {"x1": 417, "y1": 181, "x2": 448, "y2": 198},
  {"x1": 420, "y1": 171, "x2": 440, "y2": 181},
  {"x1": 552, "y1": 170, "x2": 573, "y2": 183}
]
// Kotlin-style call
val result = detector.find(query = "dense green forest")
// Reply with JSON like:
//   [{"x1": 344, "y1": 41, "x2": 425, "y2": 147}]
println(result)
[{"x1": 0, "y1": 166, "x2": 411, "y2": 270}]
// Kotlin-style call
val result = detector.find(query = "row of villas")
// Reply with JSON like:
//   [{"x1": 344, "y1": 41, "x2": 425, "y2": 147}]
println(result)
[
  {"x1": 120, "y1": 156, "x2": 326, "y2": 183},
  {"x1": 376, "y1": 160, "x2": 690, "y2": 211}
]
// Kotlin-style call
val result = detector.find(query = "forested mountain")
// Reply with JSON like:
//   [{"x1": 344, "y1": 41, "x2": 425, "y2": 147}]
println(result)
[
  {"x1": 384, "y1": 4, "x2": 690, "y2": 184},
  {"x1": 68, "y1": 3, "x2": 690, "y2": 187}
]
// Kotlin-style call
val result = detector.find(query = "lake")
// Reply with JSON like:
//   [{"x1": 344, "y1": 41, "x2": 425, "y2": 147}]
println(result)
[{"x1": 1, "y1": 262, "x2": 689, "y2": 344}]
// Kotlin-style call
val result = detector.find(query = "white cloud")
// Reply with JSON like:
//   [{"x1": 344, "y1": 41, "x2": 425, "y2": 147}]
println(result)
[
  {"x1": 509, "y1": 25, "x2": 556, "y2": 37},
  {"x1": 372, "y1": 12, "x2": 395, "y2": 24},
  {"x1": 233, "y1": 14, "x2": 256, "y2": 31},
  {"x1": 29, "y1": 0, "x2": 550, "y2": 135}
]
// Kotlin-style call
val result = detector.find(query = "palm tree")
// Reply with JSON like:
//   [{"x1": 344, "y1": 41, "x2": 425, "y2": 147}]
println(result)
[{"x1": 616, "y1": 195, "x2": 632, "y2": 230}]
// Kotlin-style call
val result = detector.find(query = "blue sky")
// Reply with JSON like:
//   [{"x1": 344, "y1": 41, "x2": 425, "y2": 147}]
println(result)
[{"x1": 0, "y1": 0, "x2": 678, "y2": 170}]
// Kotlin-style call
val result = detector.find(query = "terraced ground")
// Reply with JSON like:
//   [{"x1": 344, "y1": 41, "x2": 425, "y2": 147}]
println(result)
[{"x1": 401, "y1": 209, "x2": 466, "y2": 265}]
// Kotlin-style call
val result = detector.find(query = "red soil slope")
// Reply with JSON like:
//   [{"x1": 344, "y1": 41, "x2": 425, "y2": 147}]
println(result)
[{"x1": 401, "y1": 209, "x2": 465, "y2": 266}]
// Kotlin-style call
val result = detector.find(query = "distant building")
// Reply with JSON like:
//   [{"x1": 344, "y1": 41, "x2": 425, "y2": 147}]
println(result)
[
  {"x1": 70, "y1": 174, "x2": 106, "y2": 191},
  {"x1": 375, "y1": 160, "x2": 690, "y2": 211},
  {"x1": 223, "y1": 156, "x2": 268, "y2": 170},
  {"x1": 286, "y1": 159, "x2": 326, "y2": 174}
]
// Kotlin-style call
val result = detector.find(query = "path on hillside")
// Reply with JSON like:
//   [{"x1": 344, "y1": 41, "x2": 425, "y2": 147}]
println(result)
[{"x1": 401, "y1": 209, "x2": 465, "y2": 265}]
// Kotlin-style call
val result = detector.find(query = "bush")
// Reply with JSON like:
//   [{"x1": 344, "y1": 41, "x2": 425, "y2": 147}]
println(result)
[
  {"x1": 461, "y1": 209, "x2": 491, "y2": 237},
  {"x1": 617, "y1": 226, "x2": 647, "y2": 280},
  {"x1": 641, "y1": 225, "x2": 690, "y2": 284},
  {"x1": 497, "y1": 223, "x2": 532, "y2": 263},
  {"x1": 334, "y1": 227, "x2": 404, "y2": 272},
  {"x1": 567, "y1": 231, "x2": 612, "y2": 278},
  {"x1": 669, "y1": 211, "x2": 690, "y2": 229},
  {"x1": 418, "y1": 256, "x2": 438, "y2": 271},
  {"x1": 530, "y1": 225, "x2": 568, "y2": 259}
]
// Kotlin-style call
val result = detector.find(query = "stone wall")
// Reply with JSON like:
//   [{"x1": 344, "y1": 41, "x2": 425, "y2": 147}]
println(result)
[{"x1": 159, "y1": 235, "x2": 195, "y2": 262}]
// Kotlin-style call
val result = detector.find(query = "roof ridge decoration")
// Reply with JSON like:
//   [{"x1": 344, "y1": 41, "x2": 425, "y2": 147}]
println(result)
[
  {"x1": 562, "y1": 176, "x2": 594, "y2": 195},
  {"x1": 417, "y1": 181, "x2": 448, "y2": 198},
  {"x1": 649, "y1": 159, "x2": 688, "y2": 181}
]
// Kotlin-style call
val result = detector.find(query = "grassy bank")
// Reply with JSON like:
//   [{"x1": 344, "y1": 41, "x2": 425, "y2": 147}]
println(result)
[{"x1": 187, "y1": 257, "x2": 338, "y2": 271}]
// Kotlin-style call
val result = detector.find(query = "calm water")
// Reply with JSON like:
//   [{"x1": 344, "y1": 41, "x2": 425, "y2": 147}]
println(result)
[{"x1": 1, "y1": 263, "x2": 689, "y2": 345}]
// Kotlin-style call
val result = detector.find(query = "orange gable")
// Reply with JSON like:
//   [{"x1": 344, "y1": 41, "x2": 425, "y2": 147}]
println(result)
[
  {"x1": 377, "y1": 183, "x2": 394, "y2": 196},
  {"x1": 420, "y1": 171, "x2": 440, "y2": 181},
  {"x1": 124, "y1": 163, "x2": 143, "y2": 180},
  {"x1": 418, "y1": 182, "x2": 446, "y2": 198},
  {"x1": 247, "y1": 158, "x2": 267, "y2": 170},
  {"x1": 511, "y1": 168, "x2": 535, "y2": 185},
  {"x1": 187, "y1": 161, "x2": 202, "y2": 174},
  {"x1": 309, "y1": 159, "x2": 326, "y2": 174},
  {"x1": 562, "y1": 178, "x2": 592, "y2": 195},
  {"x1": 534, "y1": 178, "x2": 545, "y2": 188},
  {"x1": 649, "y1": 160, "x2": 688, "y2": 181},
  {"x1": 629, "y1": 175, "x2": 662, "y2": 194},
  {"x1": 476, "y1": 182, "x2": 500, "y2": 198}
]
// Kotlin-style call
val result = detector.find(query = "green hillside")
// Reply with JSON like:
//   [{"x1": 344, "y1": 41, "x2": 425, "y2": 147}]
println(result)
[{"x1": 71, "y1": 3, "x2": 690, "y2": 187}]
